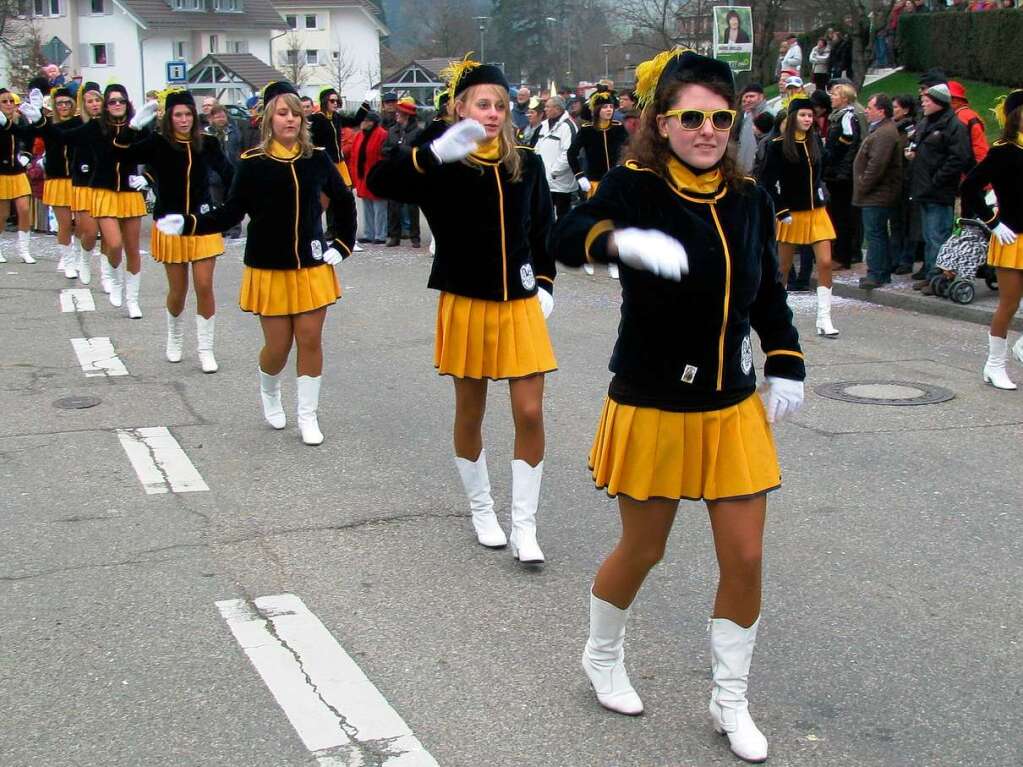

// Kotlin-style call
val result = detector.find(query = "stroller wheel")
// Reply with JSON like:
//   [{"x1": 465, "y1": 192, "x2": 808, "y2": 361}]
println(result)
[
  {"x1": 950, "y1": 280, "x2": 975, "y2": 305},
  {"x1": 930, "y1": 274, "x2": 951, "y2": 298}
]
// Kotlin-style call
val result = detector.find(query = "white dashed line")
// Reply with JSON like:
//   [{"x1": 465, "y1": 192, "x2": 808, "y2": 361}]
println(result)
[
  {"x1": 60, "y1": 288, "x2": 95, "y2": 312},
  {"x1": 116, "y1": 427, "x2": 209, "y2": 494},
  {"x1": 216, "y1": 594, "x2": 439, "y2": 766},
  {"x1": 70, "y1": 337, "x2": 128, "y2": 377}
]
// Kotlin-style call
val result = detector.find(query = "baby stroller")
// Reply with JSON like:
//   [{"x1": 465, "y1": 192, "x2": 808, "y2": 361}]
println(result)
[{"x1": 931, "y1": 218, "x2": 999, "y2": 304}]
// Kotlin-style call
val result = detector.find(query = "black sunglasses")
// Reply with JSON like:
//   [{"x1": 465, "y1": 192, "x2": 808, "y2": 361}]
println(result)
[{"x1": 106, "y1": 97, "x2": 127, "y2": 105}]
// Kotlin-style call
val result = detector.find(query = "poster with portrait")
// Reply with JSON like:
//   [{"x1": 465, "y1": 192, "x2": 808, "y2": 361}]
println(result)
[{"x1": 713, "y1": 6, "x2": 754, "y2": 72}]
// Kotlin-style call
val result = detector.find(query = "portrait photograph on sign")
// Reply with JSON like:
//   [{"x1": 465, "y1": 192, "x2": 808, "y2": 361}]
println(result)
[{"x1": 712, "y1": 5, "x2": 754, "y2": 72}]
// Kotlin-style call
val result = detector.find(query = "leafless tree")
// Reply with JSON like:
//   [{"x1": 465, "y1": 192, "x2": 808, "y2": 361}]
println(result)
[
  {"x1": 323, "y1": 37, "x2": 360, "y2": 94},
  {"x1": 4, "y1": 18, "x2": 49, "y2": 93},
  {"x1": 277, "y1": 29, "x2": 311, "y2": 86},
  {"x1": 398, "y1": 0, "x2": 478, "y2": 60}
]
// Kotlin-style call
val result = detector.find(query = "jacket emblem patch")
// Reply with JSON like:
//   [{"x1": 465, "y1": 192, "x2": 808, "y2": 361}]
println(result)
[
  {"x1": 520, "y1": 263, "x2": 536, "y2": 290},
  {"x1": 81, "y1": 164, "x2": 89, "y2": 172},
  {"x1": 741, "y1": 336, "x2": 753, "y2": 374},
  {"x1": 681, "y1": 364, "x2": 698, "y2": 384},
  {"x1": 310, "y1": 240, "x2": 323, "y2": 260}
]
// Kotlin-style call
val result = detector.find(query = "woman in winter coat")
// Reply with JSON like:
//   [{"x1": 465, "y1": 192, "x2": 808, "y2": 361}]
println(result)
[{"x1": 350, "y1": 112, "x2": 389, "y2": 245}]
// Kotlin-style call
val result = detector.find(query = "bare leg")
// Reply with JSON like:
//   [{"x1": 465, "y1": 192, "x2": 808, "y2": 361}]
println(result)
[
  {"x1": 813, "y1": 239, "x2": 834, "y2": 289},
  {"x1": 75, "y1": 210, "x2": 98, "y2": 251},
  {"x1": 191, "y1": 257, "x2": 217, "y2": 319},
  {"x1": 292, "y1": 307, "x2": 327, "y2": 377},
  {"x1": 120, "y1": 217, "x2": 142, "y2": 274},
  {"x1": 991, "y1": 268, "x2": 1023, "y2": 339},
  {"x1": 258, "y1": 315, "x2": 294, "y2": 375},
  {"x1": 453, "y1": 377, "x2": 488, "y2": 460},
  {"x1": 13, "y1": 196, "x2": 29, "y2": 233},
  {"x1": 97, "y1": 217, "x2": 123, "y2": 267},
  {"x1": 777, "y1": 242, "x2": 795, "y2": 282},
  {"x1": 508, "y1": 373, "x2": 545, "y2": 466},
  {"x1": 707, "y1": 494, "x2": 767, "y2": 628},
  {"x1": 54, "y1": 206, "x2": 72, "y2": 246},
  {"x1": 164, "y1": 263, "x2": 189, "y2": 316}
]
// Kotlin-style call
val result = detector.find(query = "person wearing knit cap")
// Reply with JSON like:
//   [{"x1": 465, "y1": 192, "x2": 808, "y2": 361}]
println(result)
[
  {"x1": 961, "y1": 89, "x2": 1023, "y2": 389},
  {"x1": 368, "y1": 55, "x2": 557, "y2": 564},
  {"x1": 905, "y1": 82, "x2": 972, "y2": 288},
  {"x1": 112, "y1": 89, "x2": 234, "y2": 372},
  {"x1": 156, "y1": 81, "x2": 356, "y2": 446},
  {"x1": 551, "y1": 48, "x2": 804, "y2": 762},
  {"x1": 0, "y1": 87, "x2": 41, "y2": 264},
  {"x1": 37, "y1": 85, "x2": 79, "y2": 276},
  {"x1": 761, "y1": 96, "x2": 841, "y2": 336},
  {"x1": 948, "y1": 81, "x2": 989, "y2": 168},
  {"x1": 380, "y1": 91, "x2": 399, "y2": 128}
]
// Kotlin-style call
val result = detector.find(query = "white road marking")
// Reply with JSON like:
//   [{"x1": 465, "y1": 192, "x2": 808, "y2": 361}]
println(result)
[
  {"x1": 70, "y1": 337, "x2": 128, "y2": 377},
  {"x1": 60, "y1": 288, "x2": 95, "y2": 312},
  {"x1": 216, "y1": 594, "x2": 438, "y2": 766},
  {"x1": 116, "y1": 427, "x2": 209, "y2": 494}
]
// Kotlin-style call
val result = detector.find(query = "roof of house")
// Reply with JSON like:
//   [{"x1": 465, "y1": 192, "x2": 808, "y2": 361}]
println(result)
[
  {"x1": 379, "y1": 58, "x2": 456, "y2": 87},
  {"x1": 189, "y1": 52, "x2": 286, "y2": 89},
  {"x1": 270, "y1": 0, "x2": 387, "y2": 33},
  {"x1": 115, "y1": 0, "x2": 284, "y2": 30}
]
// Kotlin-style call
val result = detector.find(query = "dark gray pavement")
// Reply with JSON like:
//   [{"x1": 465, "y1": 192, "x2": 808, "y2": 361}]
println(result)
[{"x1": 2, "y1": 232, "x2": 1021, "y2": 767}]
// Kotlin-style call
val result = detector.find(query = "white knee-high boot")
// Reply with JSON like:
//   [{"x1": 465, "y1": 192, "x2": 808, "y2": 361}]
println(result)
[
  {"x1": 78, "y1": 243, "x2": 92, "y2": 285},
  {"x1": 57, "y1": 242, "x2": 68, "y2": 271},
  {"x1": 296, "y1": 375, "x2": 323, "y2": 445},
  {"x1": 454, "y1": 450, "x2": 507, "y2": 548},
  {"x1": 99, "y1": 252, "x2": 112, "y2": 294},
  {"x1": 709, "y1": 617, "x2": 768, "y2": 763},
  {"x1": 108, "y1": 260, "x2": 123, "y2": 307},
  {"x1": 259, "y1": 367, "x2": 286, "y2": 429},
  {"x1": 815, "y1": 286, "x2": 839, "y2": 337},
  {"x1": 1012, "y1": 335, "x2": 1023, "y2": 366},
  {"x1": 196, "y1": 315, "x2": 217, "y2": 373},
  {"x1": 165, "y1": 310, "x2": 184, "y2": 362},
  {"x1": 17, "y1": 231, "x2": 35, "y2": 263},
  {"x1": 509, "y1": 459, "x2": 544, "y2": 563},
  {"x1": 581, "y1": 592, "x2": 644, "y2": 715},
  {"x1": 983, "y1": 334, "x2": 1017, "y2": 390},
  {"x1": 124, "y1": 269, "x2": 142, "y2": 319}
]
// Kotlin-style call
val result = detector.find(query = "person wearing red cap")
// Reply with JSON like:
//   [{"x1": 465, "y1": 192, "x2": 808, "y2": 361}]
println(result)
[
  {"x1": 948, "y1": 81, "x2": 989, "y2": 168},
  {"x1": 382, "y1": 98, "x2": 422, "y2": 247}
]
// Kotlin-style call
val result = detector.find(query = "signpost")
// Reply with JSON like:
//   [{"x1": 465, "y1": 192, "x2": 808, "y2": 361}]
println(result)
[
  {"x1": 712, "y1": 6, "x2": 753, "y2": 73},
  {"x1": 166, "y1": 60, "x2": 188, "y2": 84},
  {"x1": 42, "y1": 36, "x2": 71, "y2": 65}
]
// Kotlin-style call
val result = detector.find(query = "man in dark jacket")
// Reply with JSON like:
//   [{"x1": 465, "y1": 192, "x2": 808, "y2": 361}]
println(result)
[
  {"x1": 382, "y1": 98, "x2": 423, "y2": 247},
  {"x1": 205, "y1": 104, "x2": 245, "y2": 237},
  {"x1": 906, "y1": 83, "x2": 972, "y2": 286},
  {"x1": 853, "y1": 94, "x2": 904, "y2": 288}
]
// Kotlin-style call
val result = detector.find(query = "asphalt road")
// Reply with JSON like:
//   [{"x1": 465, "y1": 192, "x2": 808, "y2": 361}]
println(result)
[{"x1": 2, "y1": 231, "x2": 1021, "y2": 767}]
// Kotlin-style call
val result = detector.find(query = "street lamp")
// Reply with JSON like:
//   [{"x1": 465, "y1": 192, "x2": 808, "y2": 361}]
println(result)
[
  {"x1": 601, "y1": 43, "x2": 612, "y2": 80},
  {"x1": 474, "y1": 16, "x2": 489, "y2": 62}
]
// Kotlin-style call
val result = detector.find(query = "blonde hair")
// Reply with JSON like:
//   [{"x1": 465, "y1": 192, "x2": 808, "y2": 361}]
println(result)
[
  {"x1": 81, "y1": 90, "x2": 103, "y2": 124},
  {"x1": 831, "y1": 83, "x2": 857, "y2": 106},
  {"x1": 260, "y1": 93, "x2": 314, "y2": 158},
  {"x1": 454, "y1": 84, "x2": 522, "y2": 182}
]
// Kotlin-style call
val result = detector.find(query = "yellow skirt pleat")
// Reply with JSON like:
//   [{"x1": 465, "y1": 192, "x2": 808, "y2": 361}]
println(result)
[
  {"x1": 71, "y1": 185, "x2": 94, "y2": 213},
  {"x1": 987, "y1": 235, "x2": 1023, "y2": 270},
  {"x1": 588, "y1": 394, "x2": 781, "y2": 502},
  {"x1": 151, "y1": 229, "x2": 223, "y2": 263},
  {"x1": 42, "y1": 178, "x2": 73, "y2": 207},
  {"x1": 434, "y1": 292, "x2": 558, "y2": 380},
  {"x1": 0, "y1": 173, "x2": 31, "y2": 200},
  {"x1": 238, "y1": 264, "x2": 341, "y2": 316},
  {"x1": 585, "y1": 180, "x2": 600, "y2": 199},
  {"x1": 91, "y1": 189, "x2": 146, "y2": 219},
  {"x1": 776, "y1": 207, "x2": 836, "y2": 245},
  {"x1": 336, "y1": 161, "x2": 353, "y2": 188}
]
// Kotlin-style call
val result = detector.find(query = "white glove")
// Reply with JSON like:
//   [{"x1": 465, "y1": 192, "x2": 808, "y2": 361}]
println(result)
[
  {"x1": 779, "y1": 215, "x2": 793, "y2": 226},
  {"x1": 156, "y1": 214, "x2": 185, "y2": 235},
  {"x1": 537, "y1": 287, "x2": 554, "y2": 318},
  {"x1": 841, "y1": 111, "x2": 855, "y2": 138},
  {"x1": 762, "y1": 376, "x2": 804, "y2": 424},
  {"x1": 429, "y1": 119, "x2": 487, "y2": 163},
  {"x1": 322, "y1": 247, "x2": 344, "y2": 265},
  {"x1": 29, "y1": 88, "x2": 43, "y2": 110},
  {"x1": 992, "y1": 222, "x2": 1017, "y2": 246},
  {"x1": 130, "y1": 100, "x2": 159, "y2": 131},
  {"x1": 577, "y1": 177, "x2": 592, "y2": 193},
  {"x1": 612, "y1": 227, "x2": 689, "y2": 282},
  {"x1": 128, "y1": 174, "x2": 149, "y2": 191},
  {"x1": 0, "y1": 111, "x2": 6, "y2": 128},
  {"x1": 17, "y1": 152, "x2": 31, "y2": 168},
  {"x1": 363, "y1": 88, "x2": 380, "y2": 103},
  {"x1": 18, "y1": 102, "x2": 41, "y2": 124}
]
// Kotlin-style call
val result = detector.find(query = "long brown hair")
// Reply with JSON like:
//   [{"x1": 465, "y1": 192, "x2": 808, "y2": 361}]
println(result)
[
  {"x1": 624, "y1": 73, "x2": 745, "y2": 190},
  {"x1": 782, "y1": 108, "x2": 821, "y2": 163},
  {"x1": 454, "y1": 84, "x2": 522, "y2": 182},
  {"x1": 260, "y1": 93, "x2": 314, "y2": 158},
  {"x1": 1001, "y1": 103, "x2": 1022, "y2": 144},
  {"x1": 160, "y1": 102, "x2": 203, "y2": 152}
]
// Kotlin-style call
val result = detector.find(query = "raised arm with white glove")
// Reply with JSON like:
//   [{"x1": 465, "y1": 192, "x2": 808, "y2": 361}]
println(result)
[
  {"x1": 17, "y1": 89, "x2": 43, "y2": 124},
  {"x1": 611, "y1": 227, "x2": 689, "y2": 282},
  {"x1": 761, "y1": 376, "x2": 804, "y2": 424},
  {"x1": 429, "y1": 119, "x2": 487, "y2": 163},
  {"x1": 363, "y1": 88, "x2": 380, "y2": 103},
  {"x1": 992, "y1": 222, "x2": 1018, "y2": 246},
  {"x1": 156, "y1": 214, "x2": 185, "y2": 236},
  {"x1": 128, "y1": 175, "x2": 149, "y2": 191},
  {"x1": 130, "y1": 100, "x2": 159, "y2": 131}
]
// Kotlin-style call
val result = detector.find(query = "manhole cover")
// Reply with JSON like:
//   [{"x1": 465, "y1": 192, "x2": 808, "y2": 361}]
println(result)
[
  {"x1": 815, "y1": 381, "x2": 955, "y2": 406},
  {"x1": 54, "y1": 395, "x2": 102, "y2": 410}
]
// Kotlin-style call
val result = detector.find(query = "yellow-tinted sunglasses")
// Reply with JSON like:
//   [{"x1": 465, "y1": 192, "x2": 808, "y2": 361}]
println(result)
[{"x1": 661, "y1": 108, "x2": 737, "y2": 132}]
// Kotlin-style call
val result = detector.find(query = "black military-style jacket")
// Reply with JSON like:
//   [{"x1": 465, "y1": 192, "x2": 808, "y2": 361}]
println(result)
[
  {"x1": 567, "y1": 121, "x2": 628, "y2": 182},
  {"x1": 412, "y1": 119, "x2": 449, "y2": 148},
  {"x1": 759, "y1": 135, "x2": 828, "y2": 220},
  {"x1": 367, "y1": 144, "x2": 556, "y2": 301},
  {"x1": 34, "y1": 116, "x2": 76, "y2": 178},
  {"x1": 550, "y1": 161, "x2": 804, "y2": 412},
  {"x1": 114, "y1": 130, "x2": 233, "y2": 219},
  {"x1": 185, "y1": 145, "x2": 355, "y2": 269},
  {"x1": 39, "y1": 119, "x2": 138, "y2": 191},
  {"x1": 961, "y1": 139, "x2": 1023, "y2": 233},
  {"x1": 308, "y1": 104, "x2": 368, "y2": 164},
  {"x1": 0, "y1": 117, "x2": 33, "y2": 175}
]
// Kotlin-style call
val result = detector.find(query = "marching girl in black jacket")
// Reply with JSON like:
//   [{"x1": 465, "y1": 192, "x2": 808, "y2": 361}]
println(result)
[
  {"x1": 368, "y1": 57, "x2": 556, "y2": 564},
  {"x1": 36, "y1": 86, "x2": 80, "y2": 277},
  {"x1": 113, "y1": 89, "x2": 234, "y2": 373},
  {"x1": 309, "y1": 87, "x2": 369, "y2": 240},
  {"x1": 157, "y1": 81, "x2": 356, "y2": 446},
  {"x1": 38, "y1": 84, "x2": 147, "y2": 316},
  {"x1": 550, "y1": 49, "x2": 804, "y2": 763},
  {"x1": 0, "y1": 87, "x2": 38, "y2": 264},
  {"x1": 961, "y1": 89, "x2": 1023, "y2": 390},
  {"x1": 759, "y1": 98, "x2": 839, "y2": 336},
  {"x1": 61, "y1": 82, "x2": 105, "y2": 287}
]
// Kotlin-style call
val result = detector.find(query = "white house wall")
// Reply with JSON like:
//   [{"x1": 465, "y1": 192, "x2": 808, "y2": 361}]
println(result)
[{"x1": 77, "y1": 4, "x2": 142, "y2": 98}]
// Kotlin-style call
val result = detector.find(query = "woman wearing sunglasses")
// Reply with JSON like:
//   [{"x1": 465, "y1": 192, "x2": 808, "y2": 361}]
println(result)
[
  {"x1": 111, "y1": 89, "x2": 233, "y2": 373},
  {"x1": 368, "y1": 57, "x2": 556, "y2": 564},
  {"x1": 760, "y1": 98, "x2": 840, "y2": 336},
  {"x1": 551, "y1": 48, "x2": 804, "y2": 764},
  {"x1": 35, "y1": 86, "x2": 80, "y2": 278},
  {"x1": 0, "y1": 88, "x2": 38, "y2": 264},
  {"x1": 156, "y1": 81, "x2": 356, "y2": 446}
]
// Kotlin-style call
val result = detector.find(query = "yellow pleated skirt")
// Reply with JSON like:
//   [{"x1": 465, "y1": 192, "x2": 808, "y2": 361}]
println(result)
[
  {"x1": 777, "y1": 207, "x2": 836, "y2": 245},
  {"x1": 588, "y1": 394, "x2": 781, "y2": 503},
  {"x1": 336, "y1": 161, "x2": 353, "y2": 188},
  {"x1": 42, "y1": 178, "x2": 73, "y2": 207},
  {"x1": 987, "y1": 235, "x2": 1023, "y2": 270},
  {"x1": 585, "y1": 180, "x2": 601, "y2": 200},
  {"x1": 151, "y1": 228, "x2": 223, "y2": 264},
  {"x1": 239, "y1": 264, "x2": 341, "y2": 316},
  {"x1": 0, "y1": 173, "x2": 31, "y2": 200},
  {"x1": 91, "y1": 189, "x2": 146, "y2": 219},
  {"x1": 434, "y1": 292, "x2": 558, "y2": 380},
  {"x1": 71, "y1": 185, "x2": 94, "y2": 213}
]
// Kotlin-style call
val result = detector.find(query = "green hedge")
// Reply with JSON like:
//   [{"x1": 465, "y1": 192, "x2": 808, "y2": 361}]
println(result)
[{"x1": 898, "y1": 10, "x2": 1023, "y2": 87}]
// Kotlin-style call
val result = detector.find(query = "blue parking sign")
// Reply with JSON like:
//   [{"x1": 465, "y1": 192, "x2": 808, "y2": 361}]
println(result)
[{"x1": 166, "y1": 60, "x2": 187, "y2": 84}]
